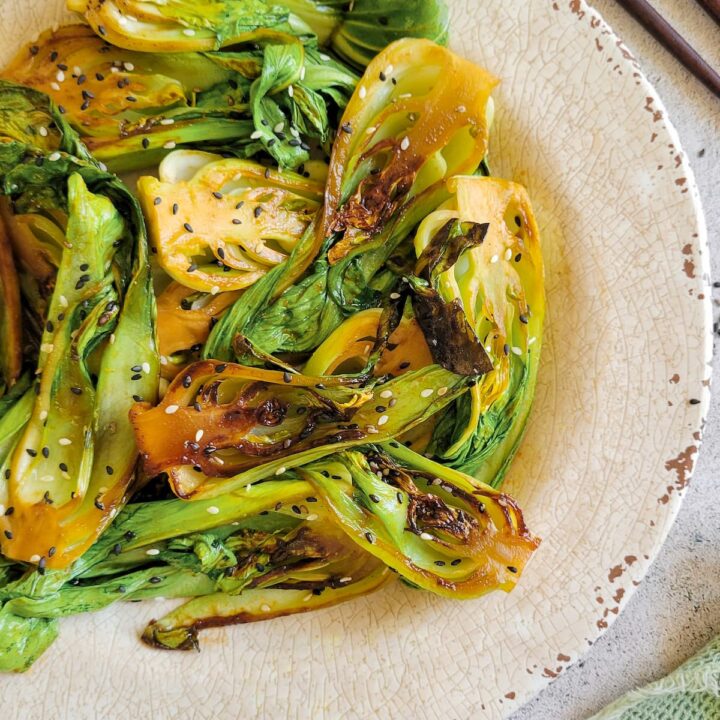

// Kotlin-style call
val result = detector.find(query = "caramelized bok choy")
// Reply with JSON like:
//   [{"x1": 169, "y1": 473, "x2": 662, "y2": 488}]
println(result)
[{"x1": 0, "y1": 81, "x2": 157, "y2": 569}]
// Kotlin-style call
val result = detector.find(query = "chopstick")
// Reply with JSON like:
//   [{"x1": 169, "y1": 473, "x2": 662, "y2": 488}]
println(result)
[
  {"x1": 614, "y1": 0, "x2": 720, "y2": 98},
  {"x1": 694, "y1": 0, "x2": 720, "y2": 27}
]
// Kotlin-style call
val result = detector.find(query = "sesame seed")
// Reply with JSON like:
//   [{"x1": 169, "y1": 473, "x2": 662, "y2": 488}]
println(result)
[
  {"x1": 379, "y1": 71, "x2": 387, "y2": 81},
  {"x1": 182, "y1": 28, "x2": 196, "y2": 36},
  {"x1": 146, "y1": 548, "x2": 160, "y2": 556},
  {"x1": 48, "y1": 152, "x2": 61, "y2": 162},
  {"x1": 528, "y1": 337, "x2": 537, "y2": 345},
  {"x1": 261, "y1": 604, "x2": 271, "y2": 612},
  {"x1": 490, "y1": 254, "x2": 499, "y2": 263},
  {"x1": 254, "y1": 206, "x2": 263, "y2": 218},
  {"x1": 123, "y1": 62, "x2": 134, "y2": 71},
  {"x1": 379, "y1": 390, "x2": 393, "y2": 399},
  {"x1": 275, "y1": 466, "x2": 287, "y2": 475},
  {"x1": 207, "y1": 506, "x2": 219, "y2": 515},
  {"x1": 172, "y1": 203, "x2": 179, "y2": 214},
  {"x1": 56, "y1": 70, "x2": 65, "y2": 82},
  {"x1": 183, "y1": 222, "x2": 194, "y2": 233},
  {"x1": 365, "y1": 531, "x2": 374, "y2": 543},
  {"x1": 400, "y1": 136, "x2": 410, "y2": 151},
  {"x1": 29, "y1": 554, "x2": 41, "y2": 563},
  {"x1": 457, "y1": 105, "x2": 466, "y2": 113},
  {"x1": 250, "y1": 130, "x2": 263, "y2": 140},
  {"x1": 38, "y1": 126, "x2": 48, "y2": 137},
  {"x1": 160, "y1": 118, "x2": 175, "y2": 125},
  {"x1": 341, "y1": 122, "x2": 352, "y2": 133},
  {"x1": 366, "y1": 425, "x2": 379, "y2": 434},
  {"x1": 420, "y1": 389, "x2": 433, "y2": 398},
  {"x1": 420, "y1": 532, "x2": 433, "y2": 541},
  {"x1": 505, "y1": 248, "x2": 513, "y2": 261},
  {"x1": 288, "y1": 85, "x2": 294, "y2": 97},
  {"x1": 40, "y1": 343, "x2": 54, "y2": 353},
  {"x1": 377, "y1": 415, "x2": 389, "y2": 426},
  {"x1": 689, "y1": 398, "x2": 701, "y2": 405},
  {"x1": 163, "y1": 141, "x2": 176, "y2": 149},
  {"x1": 507, "y1": 566, "x2": 518, "y2": 573},
  {"x1": 165, "y1": 405, "x2": 179, "y2": 415},
  {"x1": 58, "y1": 438, "x2": 72, "y2": 446},
  {"x1": 389, "y1": 292, "x2": 401, "y2": 300},
  {"x1": 210, "y1": 285, "x2": 220, "y2": 295},
  {"x1": 511, "y1": 346, "x2": 523, "y2": 355},
  {"x1": 359, "y1": 86, "x2": 367, "y2": 99}
]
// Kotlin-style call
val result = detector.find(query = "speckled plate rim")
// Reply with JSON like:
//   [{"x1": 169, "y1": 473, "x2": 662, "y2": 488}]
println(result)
[{"x1": 503, "y1": 0, "x2": 714, "y2": 713}]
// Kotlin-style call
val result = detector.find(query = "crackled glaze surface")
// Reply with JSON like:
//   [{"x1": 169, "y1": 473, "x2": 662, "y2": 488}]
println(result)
[{"x1": 0, "y1": 1, "x2": 711, "y2": 718}]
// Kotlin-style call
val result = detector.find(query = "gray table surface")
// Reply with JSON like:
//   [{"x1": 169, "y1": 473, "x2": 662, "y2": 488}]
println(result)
[{"x1": 511, "y1": 1, "x2": 720, "y2": 718}]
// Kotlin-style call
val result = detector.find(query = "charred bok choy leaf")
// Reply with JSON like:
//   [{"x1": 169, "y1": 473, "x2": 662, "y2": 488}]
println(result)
[
  {"x1": 0, "y1": 480, "x2": 389, "y2": 668},
  {"x1": 205, "y1": 38, "x2": 498, "y2": 361},
  {"x1": 4, "y1": 25, "x2": 357, "y2": 172},
  {"x1": 300, "y1": 445, "x2": 539, "y2": 597},
  {"x1": 129, "y1": 360, "x2": 469, "y2": 499},
  {"x1": 138, "y1": 150, "x2": 324, "y2": 293},
  {"x1": 415, "y1": 177, "x2": 546, "y2": 484},
  {"x1": 0, "y1": 80, "x2": 157, "y2": 570}
]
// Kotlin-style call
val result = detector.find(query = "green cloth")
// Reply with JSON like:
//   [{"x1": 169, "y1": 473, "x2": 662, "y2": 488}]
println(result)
[{"x1": 590, "y1": 635, "x2": 720, "y2": 719}]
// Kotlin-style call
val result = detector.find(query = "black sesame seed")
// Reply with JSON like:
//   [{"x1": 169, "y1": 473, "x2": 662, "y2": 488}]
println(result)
[
  {"x1": 124, "y1": 530, "x2": 136, "y2": 541},
  {"x1": 291, "y1": 505, "x2": 301, "y2": 514},
  {"x1": 232, "y1": 218, "x2": 242, "y2": 225},
  {"x1": 184, "y1": 222, "x2": 194, "y2": 233},
  {"x1": 149, "y1": 576, "x2": 162, "y2": 584},
  {"x1": 4, "y1": 506, "x2": 13, "y2": 515},
  {"x1": 3, "y1": 530, "x2": 12, "y2": 540},
  {"x1": 217, "y1": 247, "x2": 225, "y2": 260},
  {"x1": 215, "y1": 364, "x2": 227, "y2": 373},
  {"x1": 132, "y1": 394, "x2": 144, "y2": 402},
  {"x1": 689, "y1": 398, "x2": 701, "y2": 405},
  {"x1": 515, "y1": 253, "x2": 522, "y2": 262},
  {"x1": 142, "y1": 137, "x2": 150, "y2": 149},
  {"x1": 59, "y1": 463, "x2": 68, "y2": 472},
  {"x1": 379, "y1": 71, "x2": 387, "y2": 81},
  {"x1": 26, "y1": 448, "x2": 37, "y2": 457},
  {"x1": 435, "y1": 560, "x2": 445, "y2": 566},
  {"x1": 187, "y1": 263, "x2": 197, "y2": 273},
  {"x1": 80, "y1": 262, "x2": 89, "y2": 271},
  {"x1": 131, "y1": 373, "x2": 142, "y2": 381},
  {"x1": 193, "y1": 465, "x2": 202, "y2": 472},
  {"x1": 235, "y1": 201, "x2": 244, "y2": 209},
  {"x1": 369, "y1": 494, "x2": 380, "y2": 503},
  {"x1": 193, "y1": 402, "x2": 202, "y2": 412},
  {"x1": 341, "y1": 122, "x2": 352, "y2": 133},
  {"x1": 283, "y1": 371, "x2": 292, "y2": 383},
  {"x1": 212, "y1": 191, "x2": 223, "y2": 199},
  {"x1": 48, "y1": 546, "x2": 56, "y2": 557},
  {"x1": 41, "y1": 446, "x2": 50, "y2": 458},
  {"x1": 112, "y1": 543, "x2": 122, "y2": 555},
  {"x1": 117, "y1": 585, "x2": 127, "y2": 593},
  {"x1": 300, "y1": 142, "x2": 311, "y2": 151},
  {"x1": 80, "y1": 100, "x2": 90, "y2": 111},
  {"x1": 153, "y1": 196, "x2": 162, "y2": 206},
  {"x1": 255, "y1": 563, "x2": 265, "y2": 572},
  {"x1": 38, "y1": 556, "x2": 47, "y2": 574},
  {"x1": 396, "y1": 492, "x2": 403, "y2": 504},
  {"x1": 288, "y1": 138, "x2": 302, "y2": 147},
  {"x1": 58, "y1": 105, "x2": 66, "y2": 114},
  {"x1": 451, "y1": 558, "x2": 462, "y2": 566},
  {"x1": 375, "y1": 405, "x2": 386, "y2": 413},
  {"x1": 77, "y1": 74, "x2": 87, "y2": 85},
  {"x1": 254, "y1": 206, "x2": 263, "y2": 218},
  {"x1": 70, "y1": 386, "x2": 82, "y2": 395},
  {"x1": 94, "y1": 497, "x2": 105, "y2": 510},
  {"x1": 126, "y1": 95, "x2": 137, "y2": 102},
  {"x1": 131, "y1": 365, "x2": 142, "y2": 372},
  {"x1": 172, "y1": 202, "x2": 179, "y2": 215},
  {"x1": 507, "y1": 566, "x2": 518, "y2": 573},
  {"x1": 503, "y1": 343, "x2": 510, "y2": 356},
  {"x1": 95, "y1": 72, "x2": 105, "y2": 81},
  {"x1": 306, "y1": 496, "x2": 317, "y2": 503},
  {"x1": 315, "y1": 383, "x2": 326, "y2": 389},
  {"x1": 30, "y1": 45, "x2": 39, "y2": 56},
  {"x1": 98, "y1": 25, "x2": 106, "y2": 36},
  {"x1": 43, "y1": 491, "x2": 53, "y2": 504},
  {"x1": 106, "y1": 465, "x2": 114, "y2": 475},
  {"x1": 182, "y1": 375, "x2": 192, "y2": 388},
  {"x1": 398, "y1": 361, "x2": 411, "y2": 369},
  {"x1": 365, "y1": 531, "x2": 374, "y2": 544}
]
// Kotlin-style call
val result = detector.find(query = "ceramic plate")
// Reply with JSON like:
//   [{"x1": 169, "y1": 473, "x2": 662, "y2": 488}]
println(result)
[{"x1": 0, "y1": 1, "x2": 711, "y2": 718}]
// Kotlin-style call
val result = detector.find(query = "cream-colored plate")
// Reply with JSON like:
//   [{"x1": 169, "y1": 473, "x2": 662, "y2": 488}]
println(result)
[{"x1": 0, "y1": 1, "x2": 711, "y2": 718}]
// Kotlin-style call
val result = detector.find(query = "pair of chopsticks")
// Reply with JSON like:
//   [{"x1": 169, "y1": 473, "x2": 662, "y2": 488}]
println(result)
[{"x1": 616, "y1": 0, "x2": 720, "y2": 98}]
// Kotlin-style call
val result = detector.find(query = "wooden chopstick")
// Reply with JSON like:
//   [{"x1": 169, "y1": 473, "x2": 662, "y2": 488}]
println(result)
[
  {"x1": 615, "y1": 0, "x2": 720, "y2": 98},
  {"x1": 694, "y1": 0, "x2": 720, "y2": 27}
]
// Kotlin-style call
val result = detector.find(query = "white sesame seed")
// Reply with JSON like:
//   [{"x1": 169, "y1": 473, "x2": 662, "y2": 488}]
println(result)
[
  {"x1": 38, "y1": 126, "x2": 48, "y2": 137},
  {"x1": 377, "y1": 415, "x2": 389, "y2": 426},
  {"x1": 359, "y1": 85, "x2": 367, "y2": 99},
  {"x1": 41, "y1": 475, "x2": 54, "y2": 483},
  {"x1": 50, "y1": 82, "x2": 61, "y2": 91},
  {"x1": 380, "y1": 389, "x2": 393, "y2": 399},
  {"x1": 287, "y1": 85, "x2": 294, "y2": 97},
  {"x1": 457, "y1": 105, "x2": 466, "y2": 113},
  {"x1": 420, "y1": 388, "x2": 434, "y2": 398},
  {"x1": 146, "y1": 548, "x2": 160, "y2": 556},
  {"x1": 366, "y1": 424, "x2": 379, "y2": 434},
  {"x1": 384, "y1": 64, "x2": 394, "y2": 76},
  {"x1": 210, "y1": 285, "x2": 220, "y2": 295},
  {"x1": 303, "y1": 593, "x2": 313, "y2": 602},
  {"x1": 275, "y1": 466, "x2": 286, "y2": 475},
  {"x1": 490, "y1": 254, "x2": 499, "y2": 264},
  {"x1": 420, "y1": 532, "x2": 433, "y2": 541},
  {"x1": 206, "y1": 506, "x2": 219, "y2": 515},
  {"x1": 299, "y1": 66, "x2": 306, "y2": 80},
  {"x1": 58, "y1": 438, "x2": 72, "y2": 446},
  {"x1": 159, "y1": 355, "x2": 168, "y2": 365},
  {"x1": 290, "y1": 127, "x2": 300, "y2": 138},
  {"x1": 320, "y1": 53, "x2": 330, "y2": 61},
  {"x1": 195, "y1": 429, "x2": 204, "y2": 442},
  {"x1": 118, "y1": 15, "x2": 128, "y2": 25},
  {"x1": 160, "y1": 118, "x2": 175, "y2": 125},
  {"x1": 389, "y1": 292, "x2": 401, "y2": 300},
  {"x1": 56, "y1": 70, "x2": 65, "y2": 82},
  {"x1": 109, "y1": 333, "x2": 116, "y2": 345},
  {"x1": 39, "y1": 410, "x2": 48, "y2": 421},
  {"x1": 400, "y1": 136, "x2": 410, "y2": 151},
  {"x1": 123, "y1": 62, "x2": 134, "y2": 71},
  {"x1": 40, "y1": 343, "x2": 54, "y2": 353},
  {"x1": 250, "y1": 130, "x2": 263, "y2": 140},
  {"x1": 511, "y1": 346, "x2": 523, "y2": 355},
  {"x1": 110, "y1": 67, "x2": 120, "y2": 74},
  {"x1": 48, "y1": 152, "x2": 61, "y2": 162},
  {"x1": 0, "y1": 505, "x2": 4, "y2": 515},
  {"x1": 366, "y1": 126, "x2": 377, "y2": 134},
  {"x1": 163, "y1": 141, "x2": 176, "y2": 149},
  {"x1": 98, "y1": 162, "x2": 108, "y2": 171},
  {"x1": 305, "y1": 513, "x2": 318, "y2": 521},
  {"x1": 142, "y1": 362, "x2": 151, "y2": 374},
  {"x1": 182, "y1": 28, "x2": 196, "y2": 36},
  {"x1": 273, "y1": 121, "x2": 284, "y2": 133},
  {"x1": 339, "y1": 576, "x2": 352, "y2": 583},
  {"x1": 398, "y1": 93, "x2": 412, "y2": 99},
  {"x1": 261, "y1": 604, "x2": 271, "y2": 612},
  {"x1": 245, "y1": 483, "x2": 252, "y2": 492},
  {"x1": 164, "y1": 404, "x2": 179, "y2": 414},
  {"x1": 505, "y1": 248, "x2": 513, "y2": 261},
  {"x1": 437, "y1": 386, "x2": 448, "y2": 396},
  {"x1": 30, "y1": 554, "x2": 41, "y2": 563},
  {"x1": 212, "y1": 456, "x2": 225, "y2": 465},
  {"x1": 528, "y1": 336, "x2": 537, "y2": 345}
]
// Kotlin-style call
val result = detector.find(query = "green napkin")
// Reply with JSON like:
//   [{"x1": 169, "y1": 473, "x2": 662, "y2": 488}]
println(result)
[{"x1": 590, "y1": 635, "x2": 720, "y2": 719}]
